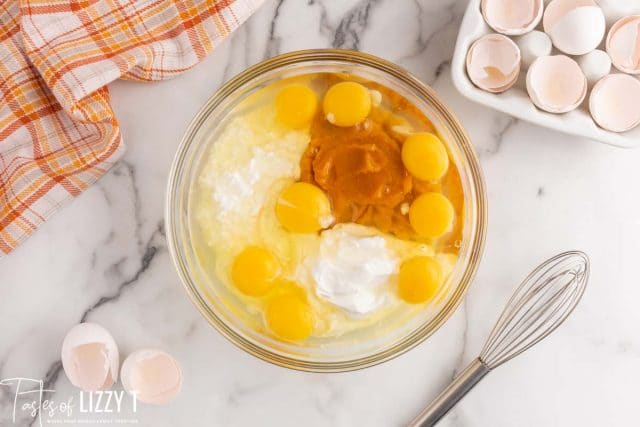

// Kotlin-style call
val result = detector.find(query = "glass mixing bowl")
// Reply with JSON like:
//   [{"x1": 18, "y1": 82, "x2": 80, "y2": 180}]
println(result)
[{"x1": 166, "y1": 49, "x2": 487, "y2": 372}]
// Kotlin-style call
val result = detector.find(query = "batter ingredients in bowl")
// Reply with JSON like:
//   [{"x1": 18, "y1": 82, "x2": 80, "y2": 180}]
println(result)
[{"x1": 191, "y1": 73, "x2": 465, "y2": 343}]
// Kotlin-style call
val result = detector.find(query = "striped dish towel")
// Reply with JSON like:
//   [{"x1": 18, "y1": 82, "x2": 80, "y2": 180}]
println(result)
[{"x1": 0, "y1": 0, "x2": 263, "y2": 257}]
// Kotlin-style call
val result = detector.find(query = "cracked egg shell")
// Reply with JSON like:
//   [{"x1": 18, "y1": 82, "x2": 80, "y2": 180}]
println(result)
[
  {"x1": 481, "y1": 0, "x2": 544, "y2": 36},
  {"x1": 526, "y1": 55, "x2": 587, "y2": 113},
  {"x1": 61, "y1": 323, "x2": 119, "y2": 392},
  {"x1": 606, "y1": 15, "x2": 640, "y2": 74},
  {"x1": 589, "y1": 73, "x2": 640, "y2": 132},
  {"x1": 121, "y1": 349, "x2": 182, "y2": 405},
  {"x1": 466, "y1": 34, "x2": 521, "y2": 93},
  {"x1": 543, "y1": 0, "x2": 606, "y2": 55}
]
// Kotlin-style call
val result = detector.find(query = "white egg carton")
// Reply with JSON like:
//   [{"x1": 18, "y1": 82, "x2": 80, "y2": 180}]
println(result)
[{"x1": 451, "y1": 0, "x2": 640, "y2": 148}]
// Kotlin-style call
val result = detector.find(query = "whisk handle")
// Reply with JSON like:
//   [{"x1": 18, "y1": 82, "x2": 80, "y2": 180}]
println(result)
[{"x1": 407, "y1": 358, "x2": 490, "y2": 427}]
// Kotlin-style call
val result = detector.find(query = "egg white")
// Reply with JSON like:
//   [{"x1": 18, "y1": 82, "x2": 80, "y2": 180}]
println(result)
[{"x1": 192, "y1": 84, "x2": 459, "y2": 339}]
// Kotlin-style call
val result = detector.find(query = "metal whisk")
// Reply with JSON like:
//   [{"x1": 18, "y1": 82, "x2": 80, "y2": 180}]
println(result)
[{"x1": 408, "y1": 251, "x2": 589, "y2": 427}]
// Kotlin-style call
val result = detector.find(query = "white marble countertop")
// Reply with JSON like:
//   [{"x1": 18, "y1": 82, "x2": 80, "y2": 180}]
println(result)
[{"x1": 2, "y1": 0, "x2": 640, "y2": 426}]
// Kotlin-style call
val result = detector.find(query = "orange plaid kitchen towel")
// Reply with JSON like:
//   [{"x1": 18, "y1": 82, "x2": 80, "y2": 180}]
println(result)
[{"x1": 0, "y1": 0, "x2": 263, "y2": 256}]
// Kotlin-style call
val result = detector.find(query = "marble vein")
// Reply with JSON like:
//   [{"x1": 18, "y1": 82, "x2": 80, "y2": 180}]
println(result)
[
  {"x1": 264, "y1": 0, "x2": 285, "y2": 58},
  {"x1": 80, "y1": 222, "x2": 164, "y2": 322},
  {"x1": 4, "y1": 222, "x2": 165, "y2": 426},
  {"x1": 2, "y1": 0, "x2": 640, "y2": 426},
  {"x1": 330, "y1": 0, "x2": 376, "y2": 49},
  {"x1": 479, "y1": 116, "x2": 519, "y2": 157}
]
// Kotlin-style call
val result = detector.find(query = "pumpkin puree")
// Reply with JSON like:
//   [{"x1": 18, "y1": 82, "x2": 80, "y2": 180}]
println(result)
[{"x1": 299, "y1": 78, "x2": 464, "y2": 249}]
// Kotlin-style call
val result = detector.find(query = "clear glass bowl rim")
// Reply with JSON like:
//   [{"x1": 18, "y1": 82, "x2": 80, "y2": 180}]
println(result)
[{"x1": 165, "y1": 49, "x2": 488, "y2": 372}]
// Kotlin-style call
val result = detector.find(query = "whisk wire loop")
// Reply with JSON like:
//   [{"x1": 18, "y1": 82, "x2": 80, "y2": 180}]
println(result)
[
  {"x1": 408, "y1": 251, "x2": 589, "y2": 427},
  {"x1": 480, "y1": 251, "x2": 589, "y2": 368}
]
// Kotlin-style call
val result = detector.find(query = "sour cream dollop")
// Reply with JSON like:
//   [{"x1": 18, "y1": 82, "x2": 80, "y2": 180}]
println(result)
[{"x1": 307, "y1": 224, "x2": 398, "y2": 316}]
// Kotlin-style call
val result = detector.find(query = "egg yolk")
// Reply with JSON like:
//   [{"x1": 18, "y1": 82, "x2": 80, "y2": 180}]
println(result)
[
  {"x1": 231, "y1": 246, "x2": 279, "y2": 297},
  {"x1": 323, "y1": 81, "x2": 372, "y2": 127},
  {"x1": 409, "y1": 192, "x2": 454, "y2": 238},
  {"x1": 276, "y1": 182, "x2": 333, "y2": 233},
  {"x1": 401, "y1": 133, "x2": 449, "y2": 181},
  {"x1": 265, "y1": 292, "x2": 314, "y2": 341},
  {"x1": 398, "y1": 256, "x2": 443, "y2": 303},
  {"x1": 275, "y1": 84, "x2": 317, "y2": 128}
]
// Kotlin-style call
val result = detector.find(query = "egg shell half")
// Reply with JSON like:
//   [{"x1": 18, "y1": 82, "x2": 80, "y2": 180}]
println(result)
[
  {"x1": 61, "y1": 323, "x2": 119, "y2": 392},
  {"x1": 481, "y1": 0, "x2": 544, "y2": 36},
  {"x1": 589, "y1": 73, "x2": 640, "y2": 132},
  {"x1": 466, "y1": 33, "x2": 521, "y2": 93},
  {"x1": 543, "y1": 0, "x2": 605, "y2": 55},
  {"x1": 606, "y1": 15, "x2": 640, "y2": 75},
  {"x1": 121, "y1": 349, "x2": 183, "y2": 406},
  {"x1": 526, "y1": 55, "x2": 587, "y2": 113}
]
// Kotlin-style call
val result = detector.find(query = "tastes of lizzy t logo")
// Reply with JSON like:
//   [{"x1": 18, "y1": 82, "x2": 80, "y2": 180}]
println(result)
[{"x1": 0, "y1": 378, "x2": 138, "y2": 425}]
